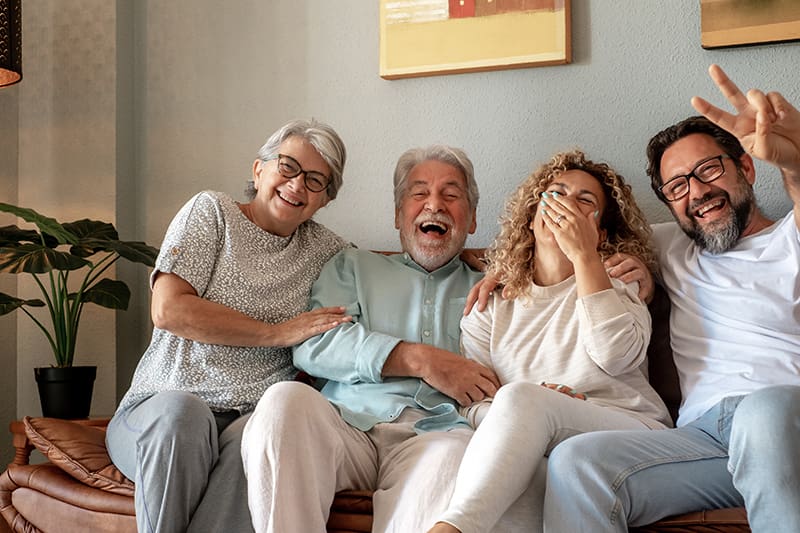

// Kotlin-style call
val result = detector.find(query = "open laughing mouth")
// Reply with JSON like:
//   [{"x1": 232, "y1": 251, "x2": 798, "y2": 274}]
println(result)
[
  {"x1": 691, "y1": 196, "x2": 726, "y2": 220},
  {"x1": 419, "y1": 221, "x2": 448, "y2": 235},
  {"x1": 278, "y1": 190, "x2": 303, "y2": 207}
]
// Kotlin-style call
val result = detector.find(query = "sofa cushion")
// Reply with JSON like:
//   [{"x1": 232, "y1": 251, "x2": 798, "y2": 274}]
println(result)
[
  {"x1": 23, "y1": 417, "x2": 134, "y2": 497},
  {"x1": 646, "y1": 284, "x2": 681, "y2": 425}
]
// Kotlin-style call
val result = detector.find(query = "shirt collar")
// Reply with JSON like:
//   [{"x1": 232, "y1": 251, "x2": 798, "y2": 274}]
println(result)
[{"x1": 399, "y1": 251, "x2": 463, "y2": 276}]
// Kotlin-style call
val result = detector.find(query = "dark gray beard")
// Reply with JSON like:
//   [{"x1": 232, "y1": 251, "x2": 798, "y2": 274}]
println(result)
[{"x1": 680, "y1": 186, "x2": 755, "y2": 254}]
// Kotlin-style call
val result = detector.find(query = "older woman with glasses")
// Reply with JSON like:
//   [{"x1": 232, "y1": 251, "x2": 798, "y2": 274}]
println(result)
[{"x1": 106, "y1": 119, "x2": 353, "y2": 533}]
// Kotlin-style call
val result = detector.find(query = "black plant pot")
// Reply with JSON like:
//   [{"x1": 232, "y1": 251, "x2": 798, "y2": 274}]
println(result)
[{"x1": 34, "y1": 366, "x2": 97, "y2": 419}]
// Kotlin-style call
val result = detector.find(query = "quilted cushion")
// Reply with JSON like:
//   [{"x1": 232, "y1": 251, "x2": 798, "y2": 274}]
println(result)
[{"x1": 23, "y1": 416, "x2": 134, "y2": 497}]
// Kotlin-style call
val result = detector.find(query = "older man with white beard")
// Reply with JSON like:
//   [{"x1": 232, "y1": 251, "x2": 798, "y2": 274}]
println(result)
[{"x1": 240, "y1": 145, "x2": 503, "y2": 533}]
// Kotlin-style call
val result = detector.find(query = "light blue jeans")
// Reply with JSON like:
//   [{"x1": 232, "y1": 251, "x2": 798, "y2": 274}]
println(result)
[
  {"x1": 106, "y1": 390, "x2": 254, "y2": 533},
  {"x1": 543, "y1": 385, "x2": 800, "y2": 533}
]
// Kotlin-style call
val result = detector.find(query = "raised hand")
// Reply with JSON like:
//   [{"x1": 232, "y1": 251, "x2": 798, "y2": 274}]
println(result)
[{"x1": 691, "y1": 64, "x2": 800, "y2": 174}]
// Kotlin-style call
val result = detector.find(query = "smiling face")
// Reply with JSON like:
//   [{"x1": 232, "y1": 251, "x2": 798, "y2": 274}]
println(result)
[
  {"x1": 660, "y1": 133, "x2": 756, "y2": 253},
  {"x1": 395, "y1": 159, "x2": 477, "y2": 271},
  {"x1": 250, "y1": 135, "x2": 331, "y2": 236},
  {"x1": 531, "y1": 169, "x2": 607, "y2": 245}
]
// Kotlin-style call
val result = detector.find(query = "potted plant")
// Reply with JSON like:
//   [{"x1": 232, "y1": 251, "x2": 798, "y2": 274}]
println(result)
[{"x1": 0, "y1": 202, "x2": 158, "y2": 419}]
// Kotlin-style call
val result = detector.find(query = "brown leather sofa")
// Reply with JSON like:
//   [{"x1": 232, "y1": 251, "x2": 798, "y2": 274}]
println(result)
[{"x1": 1, "y1": 286, "x2": 749, "y2": 533}]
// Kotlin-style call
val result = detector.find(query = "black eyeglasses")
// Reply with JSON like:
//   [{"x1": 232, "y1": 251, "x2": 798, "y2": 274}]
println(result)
[
  {"x1": 266, "y1": 154, "x2": 330, "y2": 193},
  {"x1": 658, "y1": 154, "x2": 731, "y2": 202}
]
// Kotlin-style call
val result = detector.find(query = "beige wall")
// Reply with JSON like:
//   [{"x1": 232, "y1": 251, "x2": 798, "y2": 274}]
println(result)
[
  {"x1": 0, "y1": 86, "x2": 19, "y2": 467},
  {"x1": 13, "y1": 0, "x2": 119, "y2": 418}
]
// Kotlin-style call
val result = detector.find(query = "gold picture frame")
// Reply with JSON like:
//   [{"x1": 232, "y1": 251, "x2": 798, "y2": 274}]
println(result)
[
  {"x1": 700, "y1": 0, "x2": 800, "y2": 49},
  {"x1": 379, "y1": 0, "x2": 571, "y2": 80}
]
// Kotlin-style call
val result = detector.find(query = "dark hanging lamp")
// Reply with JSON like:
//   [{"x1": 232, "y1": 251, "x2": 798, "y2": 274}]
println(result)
[{"x1": 0, "y1": 0, "x2": 21, "y2": 87}]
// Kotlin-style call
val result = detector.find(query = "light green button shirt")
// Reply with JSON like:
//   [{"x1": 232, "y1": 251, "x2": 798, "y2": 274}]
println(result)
[{"x1": 293, "y1": 248, "x2": 482, "y2": 432}]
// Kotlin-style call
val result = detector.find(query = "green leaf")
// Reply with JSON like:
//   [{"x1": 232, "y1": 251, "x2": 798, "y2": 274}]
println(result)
[
  {"x1": 79, "y1": 278, "x2": 131, "y2": 310},
  {"x1": 0, "y1": 203, "x2": 159, "y2": 366},
  {"x1": 0, "y1": 225, "x2": 41, "y2": 246},
  {"x1": 0, "y1": 293, "x2": 46, "y2": 316},
  {"x1": 0, "y1": 243, "x2": 90, "y2": 273},
  {"x1": 0, "y1": 203, "x2": 79, "y2": 245},
  {"x1": 63, "y1": 219, "x2": 119, "y2": 257},
  {"x1": 107, "y1": 240, "x2": 159, "y2": 266}
]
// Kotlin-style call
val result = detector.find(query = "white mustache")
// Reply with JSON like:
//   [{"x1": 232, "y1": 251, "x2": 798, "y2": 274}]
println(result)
[{"x1": 415, "y1": 213, "x2": 453, "y2": 227}]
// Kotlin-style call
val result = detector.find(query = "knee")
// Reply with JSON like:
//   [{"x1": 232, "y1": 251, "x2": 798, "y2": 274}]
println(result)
[
  {"x1": 733, "y1": 386, "x2": 800, "y2": 440},
  {"x1": 549, "y1": 431, "x2": 634, "y2": 490},
  {"x1": 493, "y1": 381, "x2": 543, "y2": 409},
  {"x1": 137, "y1": 392, "x2": 216, "y2": 448},
  {"x1": 125, "y1": 392, "x2": 217, "y2": 465},
  {"x1": 246, "y1": 382, "x2": 328, "y2": 440},
  {"x1": 150, "y1": 390, "x2": 214, "y2": 430}
]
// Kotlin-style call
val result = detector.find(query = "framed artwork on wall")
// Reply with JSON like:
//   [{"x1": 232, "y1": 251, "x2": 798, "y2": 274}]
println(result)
[
  {"x1": 700, "y1": 0, "x2": 800, "y2": 48},
  {"x1": 379, "y1": 0, "x2": 571, "y2": 80}
]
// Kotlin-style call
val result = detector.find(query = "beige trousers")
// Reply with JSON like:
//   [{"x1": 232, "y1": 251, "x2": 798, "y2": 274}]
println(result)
[{"x1": 241, "y1": 381, "x2": 538, "y2": 533}]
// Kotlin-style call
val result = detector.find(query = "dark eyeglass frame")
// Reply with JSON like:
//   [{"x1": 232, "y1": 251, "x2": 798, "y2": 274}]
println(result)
[
  {"x1": 658, "y1": 154, "x2": 731, "y2": 202},
  {"x1": 266, "y1": 153, "x2": 330, "y2": 193}
]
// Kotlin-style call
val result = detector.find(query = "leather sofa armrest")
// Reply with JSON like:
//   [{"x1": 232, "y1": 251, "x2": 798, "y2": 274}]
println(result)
[{"x1": 8, "y1": 420, "x2": 34, "y2": 466}]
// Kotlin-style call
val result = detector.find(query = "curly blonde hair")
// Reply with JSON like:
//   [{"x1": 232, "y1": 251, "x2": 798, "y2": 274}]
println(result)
[{"x1": 485, "y1": 150, "x2": 654, "y2": 299}]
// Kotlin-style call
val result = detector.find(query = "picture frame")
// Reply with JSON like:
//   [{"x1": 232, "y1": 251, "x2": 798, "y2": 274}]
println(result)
[
  {"x1": 700, "y1": 0, "x2": 800, "y2": 49},
  {"x1": 379, "y1": 0, "x2": 571, "y2": 80}
]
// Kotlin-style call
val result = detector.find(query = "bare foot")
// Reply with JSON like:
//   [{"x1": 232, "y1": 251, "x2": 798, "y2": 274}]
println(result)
[{"x1": 427, "y1": 522, "x2": 461, "y2": 533}]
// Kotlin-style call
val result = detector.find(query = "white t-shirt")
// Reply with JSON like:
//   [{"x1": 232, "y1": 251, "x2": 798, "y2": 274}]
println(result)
[{"x1": 652, "y1": 212, "x2": 800, "y2": 426}]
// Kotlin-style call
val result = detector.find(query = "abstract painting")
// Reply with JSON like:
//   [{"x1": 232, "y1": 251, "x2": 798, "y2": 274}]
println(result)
[
  {"x1": 379, "y1": 0, "x2": 571, "y2": 79},
  {"x1": 700, "y1": 0, "x2": 800, "y2": 48}
]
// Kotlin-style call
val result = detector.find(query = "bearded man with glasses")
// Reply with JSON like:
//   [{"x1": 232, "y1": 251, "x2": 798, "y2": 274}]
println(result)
[{"x1": 543, "y1": 64, "x2": 800, "y2": 533}]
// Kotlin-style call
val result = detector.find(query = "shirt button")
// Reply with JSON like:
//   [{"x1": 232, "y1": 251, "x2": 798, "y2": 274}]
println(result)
[
  {"x1": 423, "y1": 330, "x2": 431, "y2": 337},
  {"x1": 424, "y1": 298, "x2": 432, "y2": 305}
]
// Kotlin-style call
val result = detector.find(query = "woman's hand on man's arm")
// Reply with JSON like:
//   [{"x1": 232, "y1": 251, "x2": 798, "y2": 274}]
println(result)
[{"x1": 151, "y1": 272, "x2": 351, "y2": 347}]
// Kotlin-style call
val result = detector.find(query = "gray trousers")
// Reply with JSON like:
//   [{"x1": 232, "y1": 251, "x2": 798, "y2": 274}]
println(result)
[{"x1": 106, "y1": 390, "x2": 254, "y2": 533}]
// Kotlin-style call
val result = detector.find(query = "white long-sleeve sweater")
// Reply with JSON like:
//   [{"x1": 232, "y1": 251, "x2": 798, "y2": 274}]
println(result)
[{"x1": 461, "y1": 276, "x2": 671, "y2": 429}]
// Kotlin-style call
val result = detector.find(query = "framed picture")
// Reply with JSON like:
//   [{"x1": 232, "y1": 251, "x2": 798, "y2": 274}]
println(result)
[
  {"x1": 700, "y1": 0, "x2": 800, "y2": 48},
  {"x1": 379, "y1": 0, "x2": 571, "y2": 80}
]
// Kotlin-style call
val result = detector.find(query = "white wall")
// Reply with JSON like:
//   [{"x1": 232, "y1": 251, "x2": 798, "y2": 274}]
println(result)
[
  {"x1": 3, "y1": 0, "x2": 799, "y2": 418},
  {"x1": 135, "y1": 0, "x2": 799, "y2": 258}
]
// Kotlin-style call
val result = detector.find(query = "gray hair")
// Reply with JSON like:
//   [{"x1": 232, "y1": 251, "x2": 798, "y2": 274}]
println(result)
[
  {"x1": 392, "y1": 145, "x2": 479, "y2": 211},
  {"x1": 245, "y1": 118, "x2": 346, "y2": 200}
]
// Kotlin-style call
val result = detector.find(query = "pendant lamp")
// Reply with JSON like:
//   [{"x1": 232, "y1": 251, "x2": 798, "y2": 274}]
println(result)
[{"x1": 0, "y1": 0, "x2": 21, "y2": 87}]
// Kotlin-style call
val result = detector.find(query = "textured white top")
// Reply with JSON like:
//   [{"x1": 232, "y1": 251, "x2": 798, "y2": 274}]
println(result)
[
  {"x1": 653, "y1": 213, "x2": 800, "y2": 426},
  {"x1": 117, "y1": 191, "x2": 349, "y2": 414},
  {"x1": 460, "y1": 277, "x2": 671, "y2": 429}
]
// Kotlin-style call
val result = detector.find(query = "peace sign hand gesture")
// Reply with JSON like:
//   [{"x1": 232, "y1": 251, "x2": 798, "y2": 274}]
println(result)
[{"x1": 691, "y1": 64, "x2": 800, "y2": 175}]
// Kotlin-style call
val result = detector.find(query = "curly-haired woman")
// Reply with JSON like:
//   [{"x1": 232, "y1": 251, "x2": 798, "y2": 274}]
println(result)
[{"x1": 428, "y1": 150, "x2": 671, "y2": 533}]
